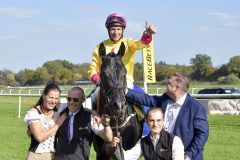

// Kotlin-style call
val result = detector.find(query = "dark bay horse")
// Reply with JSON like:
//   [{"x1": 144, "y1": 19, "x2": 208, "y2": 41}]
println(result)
[{"x1": 93, "y1": 42, "x2": 144, "y2": 160}]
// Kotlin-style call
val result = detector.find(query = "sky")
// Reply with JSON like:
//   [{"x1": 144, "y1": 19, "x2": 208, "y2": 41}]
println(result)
[{"x1": 0, "y1": 0, "x2": 240, "y2": 73}]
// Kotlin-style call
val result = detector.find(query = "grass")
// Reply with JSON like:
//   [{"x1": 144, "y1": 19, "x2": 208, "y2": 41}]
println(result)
[
  {"x1": 0, "y1": 96, "x2": 240, "y2": 160},
  {"x1": 204, "y1": 115, "x2": 240, "y2": 160}
]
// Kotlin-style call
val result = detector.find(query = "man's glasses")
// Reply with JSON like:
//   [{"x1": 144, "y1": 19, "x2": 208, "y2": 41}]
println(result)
[{"x1": 67, "y1": 97, "x2": 79, "y2": 103}]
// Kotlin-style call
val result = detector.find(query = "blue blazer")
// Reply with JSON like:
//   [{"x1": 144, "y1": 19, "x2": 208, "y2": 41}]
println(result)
[{"x1": 126, "y1": 89, "x2": 209, "y2": 160}]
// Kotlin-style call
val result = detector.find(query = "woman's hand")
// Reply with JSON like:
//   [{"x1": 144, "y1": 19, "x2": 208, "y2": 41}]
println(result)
[{"x1": 56, "y1": 113, "x2": 67, "y2": 127}]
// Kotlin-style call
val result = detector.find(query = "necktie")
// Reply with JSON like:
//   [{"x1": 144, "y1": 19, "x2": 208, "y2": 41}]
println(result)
[{"x1": 67, "y1": 113, "x2": 73, "y2": 143}]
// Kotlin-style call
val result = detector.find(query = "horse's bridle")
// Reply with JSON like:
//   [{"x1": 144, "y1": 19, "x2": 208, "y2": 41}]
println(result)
[
  {"x1": 101, "y1": 82, "x2": 126, "y2": 105},
  {"x1": 100, "y1": 71, "x2": 129, "y2": 129}
]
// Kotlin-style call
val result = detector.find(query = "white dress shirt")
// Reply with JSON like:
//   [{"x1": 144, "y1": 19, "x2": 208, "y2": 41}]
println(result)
[
  {"x1": 126, "y1": 134, "x2": 184, "y2": 160},
  {"x1": 58, "y1": 103, "x2": 104, "y2": 136},
  {"x1": 164, "y1": 93, "x2": 187, "y2": 133}
]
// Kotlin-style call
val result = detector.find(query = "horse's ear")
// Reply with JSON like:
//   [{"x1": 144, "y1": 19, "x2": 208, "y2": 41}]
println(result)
[
  {"x1": 99, "y1": 42, "x2": 106, "y2": 57},
  {"x1": 117, "y1": 42, "x2": 125, "y2": 57}
]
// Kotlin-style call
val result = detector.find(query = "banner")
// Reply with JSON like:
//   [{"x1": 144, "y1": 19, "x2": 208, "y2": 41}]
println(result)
[{"x1": 142, "y1": 40, "x2": 156, "y2": 83}]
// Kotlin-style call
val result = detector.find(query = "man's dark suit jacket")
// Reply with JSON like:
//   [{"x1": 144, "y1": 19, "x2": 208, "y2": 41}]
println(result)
[
  {"x1": 55, "y1": 107, "x2": 93, "y2": 160},
  {"x1": 126, "y1": 89, "x2": 209, "y2": 160}
]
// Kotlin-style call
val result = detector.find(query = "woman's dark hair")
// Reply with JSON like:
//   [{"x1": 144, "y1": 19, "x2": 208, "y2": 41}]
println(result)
[{"x1": 33, "y1": 83, "x2": 61, "y2": 108}]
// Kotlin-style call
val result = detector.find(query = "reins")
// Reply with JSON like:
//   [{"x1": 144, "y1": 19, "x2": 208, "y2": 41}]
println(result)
[
  {"x1": 85, "y1": 82, "x2": 100, "y2": 99},
  {"x1": 113, "y1": 114, "x2": 125, "y2": 160}
]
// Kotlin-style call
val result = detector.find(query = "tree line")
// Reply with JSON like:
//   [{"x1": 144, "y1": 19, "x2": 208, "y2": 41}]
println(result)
[{"x1": 1, "y1": 54, "x2": 240, "y2": 86}]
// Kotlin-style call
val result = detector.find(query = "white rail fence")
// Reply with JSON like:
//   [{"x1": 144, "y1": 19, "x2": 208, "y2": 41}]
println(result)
[{"x1": 1, "y1": 87, "x2": 240, "y2": 118}]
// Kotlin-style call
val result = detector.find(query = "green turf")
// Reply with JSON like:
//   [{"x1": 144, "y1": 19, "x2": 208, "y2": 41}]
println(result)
[
  {"x1": 204, "y1": 115, "x2": 240, "y2": 160},
  {"x1": 0, "y1": 96, "x2": 239, "y2": 160}
]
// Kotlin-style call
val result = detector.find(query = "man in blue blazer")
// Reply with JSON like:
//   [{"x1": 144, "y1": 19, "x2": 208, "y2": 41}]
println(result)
[{"x1": 126, "y1": 73, "x2": 209, "y2": 160}]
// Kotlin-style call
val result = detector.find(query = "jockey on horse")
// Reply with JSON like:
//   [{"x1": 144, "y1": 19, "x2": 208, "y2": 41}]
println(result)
[{"x1": 88, "y1": 12, "x2": 156, "y2": 112}]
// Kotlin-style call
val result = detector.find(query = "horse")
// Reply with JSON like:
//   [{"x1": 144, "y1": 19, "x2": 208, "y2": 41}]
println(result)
[{"x1": 93, "y1": 42, "x2": 144, "y2": 160}]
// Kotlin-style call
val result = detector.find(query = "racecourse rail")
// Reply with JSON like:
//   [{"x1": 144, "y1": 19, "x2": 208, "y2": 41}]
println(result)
[
  {"x1": 1, "y1": 87, "x2": 240, "y2": 118},
  {"x1": 0, "y1": 87, "x2": 225, "y2": 95}
]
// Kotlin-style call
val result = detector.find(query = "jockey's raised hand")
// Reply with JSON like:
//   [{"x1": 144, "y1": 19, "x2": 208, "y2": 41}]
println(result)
[{"x1": 145, "y1": 21, "x2": 156, "y2": 36}]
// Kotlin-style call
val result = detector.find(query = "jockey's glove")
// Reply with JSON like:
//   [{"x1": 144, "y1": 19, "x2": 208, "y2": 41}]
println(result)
[{"x1": 91, "y1": 74, "x2": 100, "y2": 84}]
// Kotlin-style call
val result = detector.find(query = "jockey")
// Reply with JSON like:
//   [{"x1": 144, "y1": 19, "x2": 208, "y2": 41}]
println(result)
[{"x1": 88, "y1": 13, "x2": 156, "y2": 90}]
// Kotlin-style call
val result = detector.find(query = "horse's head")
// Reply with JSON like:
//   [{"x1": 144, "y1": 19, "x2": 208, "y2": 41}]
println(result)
[{"x1": 99, "y1": 42, "x2": 128, "y2": 119}]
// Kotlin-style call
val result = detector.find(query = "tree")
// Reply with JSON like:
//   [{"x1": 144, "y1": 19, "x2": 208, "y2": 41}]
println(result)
[
  {"x1": 58, "y1": 68, "x2": 73, "y2": 85},
  {"x1": 167, "y1": 66, "x2": 177, "y2": 75},
  {"x1": 77, "y1": 63, "x2": 91, "y2": 81},
  {"x1": 15, "y1": 69, "x2": 35, "y2": 85},
  {"x1": 0, "y1": 69, "x2": 14, "y2": 85},
  {"x1": 175, "y1": 64, "x2": 193, "y2": 76},
  {"x1": 227, "y1": 56, "x2": 240, "y2": 78},
  {"x1": 43, "y1": 60, "x2": 63, "y2": 75},
  {"x1": 208, "y1": 64, "x2": 229, "y2": 81},
  {"x1": 0, "y1": 71, "x2": 6, "y2": 85},
  {"x1": 32, "y1": 67, "x2": 50, "y2": 85},
  {"x1": 52, "y1": 70, "x2": 62, "y2": 84},
  {"x1": 190, "y1": 54, "x2": 213, "y2": 81},
  {"x1": 73, "y1": 73, "x2": 83, "y2": 82},
  {"x1": 155, "y1": 61, "x2": 168, "y2": 81},
  {"x1": 134, "y1": 62, "x2": 143, "y2": 81},
  {"x1": 6, "y1": 73, "x2": 16, "y2": 86},
  {"x1": 218, "y1": 74, "x2": 240, "y2": 84}
]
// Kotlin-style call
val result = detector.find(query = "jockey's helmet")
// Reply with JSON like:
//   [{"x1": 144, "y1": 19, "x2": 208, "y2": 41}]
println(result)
[{"x1": 105, "y1": 13, "x2": 126, "y2": 29}]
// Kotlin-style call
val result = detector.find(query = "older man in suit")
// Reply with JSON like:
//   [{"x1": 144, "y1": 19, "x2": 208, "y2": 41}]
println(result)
[
  {"x1": 126, "y1": 73, "x2": 209, "y2": 160},
  {"x1": 55, "y1": 87, "x2": 112, "y2": 160}
]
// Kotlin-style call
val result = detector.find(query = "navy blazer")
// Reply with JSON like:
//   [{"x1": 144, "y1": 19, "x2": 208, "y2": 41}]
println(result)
[{"x1": 126, "y1": 89, "x2": 209, "y2": 160}]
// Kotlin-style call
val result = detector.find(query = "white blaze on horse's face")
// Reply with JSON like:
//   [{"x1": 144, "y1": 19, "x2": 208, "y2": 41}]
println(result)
[{"x1": 108, "y1": 26, "x2": 124, "y2": 42}]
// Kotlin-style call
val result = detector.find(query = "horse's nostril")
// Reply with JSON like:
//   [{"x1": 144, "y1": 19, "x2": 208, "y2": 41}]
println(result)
[{"x1": 113, "y1": 101, "x2": 122, "y2": 109}]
